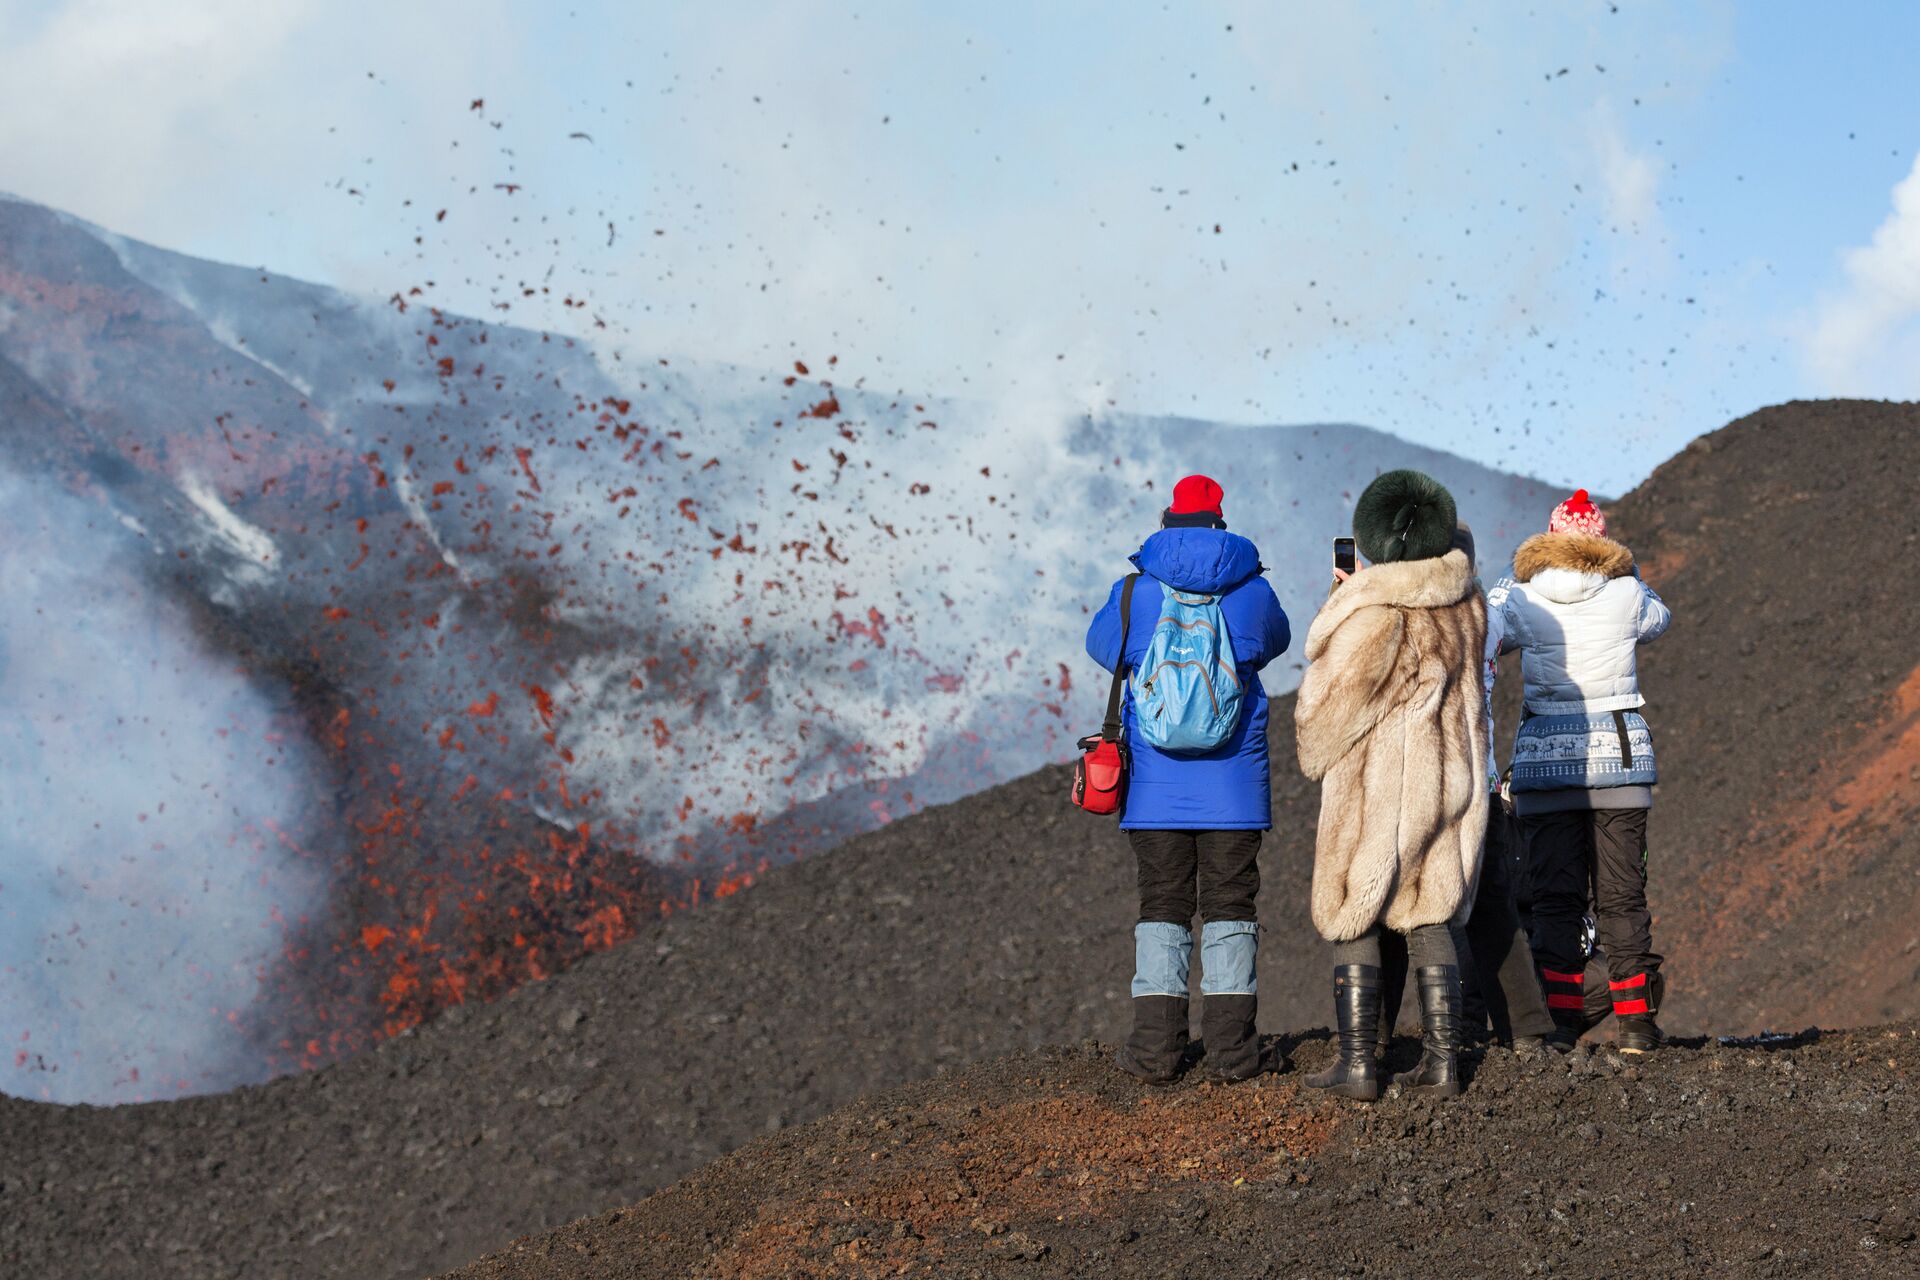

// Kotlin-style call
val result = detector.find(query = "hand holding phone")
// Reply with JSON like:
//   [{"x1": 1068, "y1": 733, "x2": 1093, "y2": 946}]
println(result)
[{"x1": 1333, "y1": 537, "x2": 1357, "y2": 582}]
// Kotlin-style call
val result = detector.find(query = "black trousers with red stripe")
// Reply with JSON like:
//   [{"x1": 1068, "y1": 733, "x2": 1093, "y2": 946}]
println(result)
[{"x1": 1524, "y1": 806, "x2": 1664, "y2": 1019}]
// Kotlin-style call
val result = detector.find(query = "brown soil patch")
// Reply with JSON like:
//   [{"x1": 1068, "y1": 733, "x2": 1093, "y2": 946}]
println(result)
[
  {"x1": 1829, "y1": 663, "x2": 1920, "y2": 815},
  {"x1": 710, "y1": 1075, "x2": 1341, "y2": 1278},
  {"x1": 1678, "y1": 662, "x2": 1920, "y2": 997},
  {"x1": 446, "y1": 1034, "x2": 1920, "y2": 1280}
]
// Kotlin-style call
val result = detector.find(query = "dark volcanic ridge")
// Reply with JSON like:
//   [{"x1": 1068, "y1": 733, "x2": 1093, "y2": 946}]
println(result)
[
  {"x1": 443, "y1": 1027, "x2": 1920, "y2": 1280},
  {"x1": 0, "y1": 398, "x2": 1916, "y2": 1280}
]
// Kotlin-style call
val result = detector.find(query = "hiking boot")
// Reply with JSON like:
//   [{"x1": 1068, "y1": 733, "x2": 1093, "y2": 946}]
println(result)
[
  {"x1": 1609, "y1": 970, "x2": 1665, "y2": 1055},
  {"x1": 1201, "y1": 994, "x2": 1270, "y2": 1081},
  {"x1": 1197, "y1": 921, "x2": 1266, "y2": 1080},
  {"x1": 1307, "y1": 965, "x2": 1382, "y2": 1101},
  {"x1": 1116, "y1": 995, "x2": 1189, "y2": 1084},
  {"x1": 1616, "y1": 1017, "x2": 1666, "y2": 1054},
  {"x1": 1511, "y1": 1033, "x2": 1554, "y2": 1059},
  {"x1": 1394, "y1": 965, "x2": 1466, "y2": 1097}
]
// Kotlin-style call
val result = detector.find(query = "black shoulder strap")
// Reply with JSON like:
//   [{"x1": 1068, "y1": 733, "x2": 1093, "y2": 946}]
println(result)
[
  {"x1": 1612, "y1": 709, "x2": 1634, "y2": 770},
  {"x1": 1101, "y1": 574, "x2": 1141, "y2": 741}
]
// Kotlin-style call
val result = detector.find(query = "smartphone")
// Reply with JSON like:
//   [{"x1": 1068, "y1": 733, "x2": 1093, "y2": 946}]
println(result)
[{"x1": 1333, "y1": 537, "x2": 1357, "y2": 575}]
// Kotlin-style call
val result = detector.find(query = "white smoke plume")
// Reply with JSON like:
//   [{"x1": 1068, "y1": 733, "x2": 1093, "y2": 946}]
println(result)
[{"x1": 0, "y1": 466, "x2": 325, "y2": 1103}]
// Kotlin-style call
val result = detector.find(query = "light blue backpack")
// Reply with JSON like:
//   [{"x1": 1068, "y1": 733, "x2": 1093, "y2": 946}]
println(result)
[{"x1": 1130, "y1": 583, "x2": 1244, "y2": 753}]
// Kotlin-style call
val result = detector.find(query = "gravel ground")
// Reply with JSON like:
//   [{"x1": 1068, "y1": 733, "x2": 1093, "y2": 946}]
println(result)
[
  {"x1": 444, "y1": 1027, "x2": 1920, "y2": 1280},
  {"x1": 1, "y1": 399, "x2": 1916, "y2": 1280}
]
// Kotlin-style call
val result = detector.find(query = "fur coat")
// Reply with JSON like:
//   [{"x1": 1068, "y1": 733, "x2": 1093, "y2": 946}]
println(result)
[{"x1": 1294, "y1": 550, "x2": 1490, "y2": 941}]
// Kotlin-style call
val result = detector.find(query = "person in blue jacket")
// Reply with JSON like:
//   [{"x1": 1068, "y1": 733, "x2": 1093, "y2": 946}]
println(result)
[{"x1": 1085, "y1": 474, "x2": 1292, "y2": 1082}]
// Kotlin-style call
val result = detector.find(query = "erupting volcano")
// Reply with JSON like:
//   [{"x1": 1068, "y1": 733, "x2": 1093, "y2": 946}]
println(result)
[
  {"x1": 0, "y1": 198, "x2": 1565, "y2": 1102},
  {"x1": 2, "y1": 396, "x2": 1917, "y2": 1280}
]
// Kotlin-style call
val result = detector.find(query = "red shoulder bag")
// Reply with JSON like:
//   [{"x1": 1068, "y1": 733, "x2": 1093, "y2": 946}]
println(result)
[{"x1": 1071, "y1": 574, "x2": 1138, "y2": 815}]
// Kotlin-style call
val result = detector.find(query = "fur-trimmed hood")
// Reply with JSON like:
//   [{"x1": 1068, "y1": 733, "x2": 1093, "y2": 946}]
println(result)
[
  {"x1": 1513, "y1": 532, "x2": 1634, "y2": 605},
  {"x1": 1492, "y1": 532, "x2": 1671, "y2": 716}
]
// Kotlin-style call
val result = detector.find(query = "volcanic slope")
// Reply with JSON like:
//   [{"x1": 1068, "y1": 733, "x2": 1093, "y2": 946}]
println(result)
[
  {"x1": 1601, "y1": 398, "x2": 1920, "y2": 1031},
  {"x1": 443, "y1": 1029, "x2": 1920, "y2": 1280},
  {"x1": 1, "y1": 399, "x2": 1917, "y2": 1280},
  {"x1": 0, "y1": 195, "x2": 1565, "y2": 1097}
]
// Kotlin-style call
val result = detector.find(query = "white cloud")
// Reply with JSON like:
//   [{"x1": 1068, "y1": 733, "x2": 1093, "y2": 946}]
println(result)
[
  {"x1": 0, "y1": 0, "x2": 316, "y2": 216},
  {"x1": 1592, "y1": 104, "x2": 1662, "y2": 234},
  {"x1": 0, "y1": 0, "x2": 513, "y2": 279},
  {"x1": 1805, "y1": 152, "x2": 1920, "y2": 394}
]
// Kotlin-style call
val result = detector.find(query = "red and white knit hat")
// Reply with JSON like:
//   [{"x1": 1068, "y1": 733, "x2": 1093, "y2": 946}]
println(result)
[{"x1": 1548, "y1": 488, "x2": 1607, "y2": 538}]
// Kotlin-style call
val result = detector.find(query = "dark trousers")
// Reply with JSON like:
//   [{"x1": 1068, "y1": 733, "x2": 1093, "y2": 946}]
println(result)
[
  {"x1": 1462, "y1": 804, "x2": 1555, "y2": 1039},
  {"x1": 1380, "y1": 804, "x2": 1553, "y2": 1041},
  {"x1": 1130, "y1": 829, "x2": 1262, "y2": 924},
  {"x1": 1524, "y1": 807, "x2": 1662, "y2": 984}
]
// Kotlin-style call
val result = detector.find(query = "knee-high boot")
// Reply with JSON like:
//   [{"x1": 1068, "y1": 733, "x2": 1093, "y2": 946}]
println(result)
[
  {"x1": 1306, "y1": 965, "x2": 1382, "y2": 1101},
  {"x1": 1394, "y1": 965, "x2": 1465, "y2": 1097}
]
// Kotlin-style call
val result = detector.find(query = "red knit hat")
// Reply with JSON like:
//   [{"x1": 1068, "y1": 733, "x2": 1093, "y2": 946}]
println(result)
[
  {"x1": 1170, "y1": 474, "x2": 1225, "y2": 517},
  {"x1": 1549, "y1": 488, "x2": 1607, "y2": 537}
]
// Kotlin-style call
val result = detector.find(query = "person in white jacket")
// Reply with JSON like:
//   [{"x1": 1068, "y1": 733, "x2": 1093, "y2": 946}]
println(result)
[{"x1": 1492, "y1": 489, "x2": 1672, "y2": 1053}]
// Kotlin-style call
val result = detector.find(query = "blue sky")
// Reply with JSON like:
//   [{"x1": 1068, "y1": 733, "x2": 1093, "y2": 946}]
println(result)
[{"x1": 1, "y1": 0, "x2": 1916, "y2": 492}]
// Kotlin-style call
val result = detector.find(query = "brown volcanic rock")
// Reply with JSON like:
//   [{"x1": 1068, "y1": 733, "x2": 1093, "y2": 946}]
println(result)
[
  {"x1": 2, "y1": 400, "x2": 1917, "y2": 1280},
  {"x1": 444, "y1": 1029, "x2": 1920, "y2": 1280}
]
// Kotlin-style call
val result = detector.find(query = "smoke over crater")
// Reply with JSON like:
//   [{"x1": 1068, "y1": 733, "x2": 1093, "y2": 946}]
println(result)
[{"x1": 0, "y1": 466, "x2": 326, "y2": 1102}]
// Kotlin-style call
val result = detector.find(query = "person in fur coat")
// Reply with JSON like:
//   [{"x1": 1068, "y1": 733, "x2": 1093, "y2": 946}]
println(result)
[{"x1": 1295, "y1": 469, "x2": 1489, "y2": 1100}]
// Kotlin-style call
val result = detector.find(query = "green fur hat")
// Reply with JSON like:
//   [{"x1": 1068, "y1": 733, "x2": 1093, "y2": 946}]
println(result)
[{"x1": 1352, "y1": 469, "x2": 1458, "y2": 564}]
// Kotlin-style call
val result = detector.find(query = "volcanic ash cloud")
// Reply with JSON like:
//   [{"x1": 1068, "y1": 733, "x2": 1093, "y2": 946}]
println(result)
[{"x1": 0, "y1": 467, "x2": 324, "y2": 1104}]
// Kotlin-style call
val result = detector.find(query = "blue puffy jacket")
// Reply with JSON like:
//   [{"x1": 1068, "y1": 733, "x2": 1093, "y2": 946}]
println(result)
[{"x1": 1085, "y1": 527, "x2": 1291, "y2": 830}]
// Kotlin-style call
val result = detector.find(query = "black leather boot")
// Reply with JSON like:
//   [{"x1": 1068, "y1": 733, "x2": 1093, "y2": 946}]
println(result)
[
  {"x1": 1306, "y1": 965, "x2": 1382, "y2": 1101},
  {"x1": 1394, "y1": 965, "x2": 1466, "y2": 1097},
  {"x1": 1116, "y1": 995, "x2": 1189, "y2": 1084}
]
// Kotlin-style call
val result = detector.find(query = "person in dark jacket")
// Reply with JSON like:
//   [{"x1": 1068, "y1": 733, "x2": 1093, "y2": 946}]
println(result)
[
  {"x1": 1457, "y1": 522, "x2": 1557, "y2": 1052},
  {"x1": 1373, "y1": 524, "x2": 1557, "y2": 1058},
  {"x1": 1085, "y1": 475, "x2": 1291, "y2": 1083}
]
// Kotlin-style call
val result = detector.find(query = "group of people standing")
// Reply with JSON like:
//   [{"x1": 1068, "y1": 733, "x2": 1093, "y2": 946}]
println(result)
[{"x1": 1085, "y1": 469, "x2": 1670, "y2": 1099}]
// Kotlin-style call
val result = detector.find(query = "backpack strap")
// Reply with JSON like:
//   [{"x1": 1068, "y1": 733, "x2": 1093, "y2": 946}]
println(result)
[{"x1": 1101, "y1": 574, "x2": 1141, "y2": 742}]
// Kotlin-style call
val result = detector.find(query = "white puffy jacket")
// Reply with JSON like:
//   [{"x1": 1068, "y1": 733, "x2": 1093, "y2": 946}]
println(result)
[{"x1": 1490, "y1": 532, "x2": 1670, "y2": 715}]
